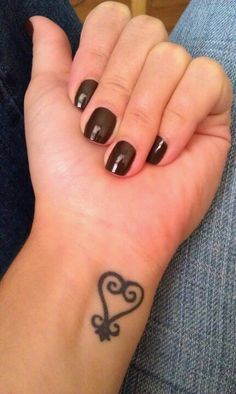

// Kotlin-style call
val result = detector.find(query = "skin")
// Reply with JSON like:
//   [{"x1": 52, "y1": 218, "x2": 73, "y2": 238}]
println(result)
[{"x1": 0, "y1": 2, "x2": 232, "y2": 393}]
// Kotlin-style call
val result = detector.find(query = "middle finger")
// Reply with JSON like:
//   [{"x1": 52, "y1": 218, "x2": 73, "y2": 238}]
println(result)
[{"x1": 80, "y1": 15, "x2": 167, "y2": 144}]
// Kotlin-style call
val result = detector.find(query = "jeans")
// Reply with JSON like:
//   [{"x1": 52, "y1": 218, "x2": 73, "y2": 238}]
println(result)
[
  {"x1": 0, "y1": 1, "x2": 235, "y2": 392},
  {"x1": 0, "y1": 0, "x2": 82, "y2": 277}
]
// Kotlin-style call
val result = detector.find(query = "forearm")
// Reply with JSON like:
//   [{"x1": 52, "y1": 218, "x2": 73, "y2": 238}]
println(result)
[{"x1": 0, "y1": 221, "x2": 168, "y2": 394}]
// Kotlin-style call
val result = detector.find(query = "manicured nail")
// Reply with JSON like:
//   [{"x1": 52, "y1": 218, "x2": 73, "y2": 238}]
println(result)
[
  {"x1": 146, "y1": 136, "x2": 167, "y2": 165},
  {"x1": 75, "y1": 80, "x2": 98, "y2": 110},
  {"x1": 84, "y1": 107, "x2": 117, "y2": 144},
  {"x1": 105, "y1": 141, "x2": 136, "y2": 176},
  {"x1": 23, "y1": 19, "x2": 34, "y2": 38}
]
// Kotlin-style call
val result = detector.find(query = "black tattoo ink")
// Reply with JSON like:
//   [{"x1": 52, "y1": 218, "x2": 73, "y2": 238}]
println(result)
[{"x1": 91, "y1": 271, "x2": 144, "y2": 342}]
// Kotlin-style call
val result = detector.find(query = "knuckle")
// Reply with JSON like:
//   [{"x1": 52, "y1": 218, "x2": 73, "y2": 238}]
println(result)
[
  {"x1": 192, "y1": 56, "x2": 224, "y2": 78},
  {"x1": 95, "y1": 1, "x2": 131, "y2": 19},
  {"x1": 24, "y1": 79, "x2": 42, "y2": 110},
  {"x1": 149, "y1": 42, "x2": 191, "y2": 65},
  {"x1": 164, "y1": 106, "x2": 187, "y2": 124},
  {"x1": 24, "y1": 74, "x2": 67, "y2": 107},
  {"x1": 130, "y1": 15, "x2": 167, "y2": 40},
  {"x1": 24, "y1": 85, "x2": 33, "y2": 107},
  {"x1": 128, "y1": 107, "x2": 153, "y2": 128},
  {"x1": 24, "y1": 76, "x2": 44, "y2": 105},
  {"x1": 101, "y1": 74, "x2": 131, "y2": 98},
  {"x1": 88, "y1": 46, "x2": 109, "y2": 63}
]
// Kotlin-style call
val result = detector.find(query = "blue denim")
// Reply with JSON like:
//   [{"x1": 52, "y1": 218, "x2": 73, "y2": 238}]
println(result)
[
  {"x1": 0, "y1": 0, "x2": 235, "y2": 393},
  {"x1": 122, "y1": 1, "x2": 236, "y2": 392},
  {"x1": 0, "y1": 0, "x2": 82, "y2": 277}
]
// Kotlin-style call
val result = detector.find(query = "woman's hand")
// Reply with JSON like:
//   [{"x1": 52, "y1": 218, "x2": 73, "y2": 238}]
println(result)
[
  {"x1": 0, "y1": 3, "x2": 232, "y2": 393},
  {"x1": 26, "y1": 2, "x2": 232, "y2": 269}
]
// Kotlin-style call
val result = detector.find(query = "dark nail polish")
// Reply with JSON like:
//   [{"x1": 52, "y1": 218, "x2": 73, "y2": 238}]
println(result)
[
  {"x1": 23, "y1": 19, "x2": 34, "y2": 38},
  {"x1": 105, "y1": 141, "x2": 136, "y2": 176},
  {"x1": 146, "y1": 136, "x2": 167, "y2": 165},
  {"x1": 84, "y1": 107, "x2": 116, "y2": 144},
  {"x1": 75, "y1": 80, "x2": 98, "y2": 110}
]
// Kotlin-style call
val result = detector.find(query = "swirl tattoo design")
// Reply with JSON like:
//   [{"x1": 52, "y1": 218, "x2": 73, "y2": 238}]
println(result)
[{"x1": 91, "y1": 271, "x2": 144, "y2": 342}]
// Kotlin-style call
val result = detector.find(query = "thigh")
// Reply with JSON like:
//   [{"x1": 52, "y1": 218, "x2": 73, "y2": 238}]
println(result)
[
  {"x1": 0, "y1": 0, "x2": 82, "y2": 277},
  {"x1": 122, "y1": 1, "x2": 236, "y2": 393}
]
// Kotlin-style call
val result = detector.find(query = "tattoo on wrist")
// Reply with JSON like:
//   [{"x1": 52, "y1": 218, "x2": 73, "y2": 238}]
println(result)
[{"x1": 91, "y1": 271, "x2": 144, "y2": 342}]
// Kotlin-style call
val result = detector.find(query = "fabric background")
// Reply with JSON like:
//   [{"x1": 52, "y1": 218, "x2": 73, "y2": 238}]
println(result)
[
  {"x1": 0, "y1": 0, "x2": 82, "y2": 276},
  {"x1": 121, "y1": 1, "x2": 236, "y2": 392},
  {"x1": 0, "y1": 0, "x2": 235, "y2": 392}
]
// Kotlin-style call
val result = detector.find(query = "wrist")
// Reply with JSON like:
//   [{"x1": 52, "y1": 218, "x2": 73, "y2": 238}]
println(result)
[
  {"x1": 0, "y1": 210, "x2": 173, "y2": 394},
  {"x1": 27, "y1": 216, "x2": 169, "y2": 393},
  {"x1": 32, "y1": 202, "x2": 172, "y2": 285}
]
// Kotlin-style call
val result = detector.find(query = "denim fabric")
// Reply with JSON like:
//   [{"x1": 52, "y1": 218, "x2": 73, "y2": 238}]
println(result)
[
  {"x1": 0, "y1": 0, "x2": 82, "y2": 277},
  {"x1": 0, "y1": 0, "x2": 235, "y2": 393},
  {"x1": 121, "y1": 1, "x2": 236, "y2": 393}
]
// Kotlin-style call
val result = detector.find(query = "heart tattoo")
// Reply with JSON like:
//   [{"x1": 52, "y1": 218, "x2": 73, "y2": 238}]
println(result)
[{"x1": 91, "y1": 271, "x2": 144, "y2": 342}]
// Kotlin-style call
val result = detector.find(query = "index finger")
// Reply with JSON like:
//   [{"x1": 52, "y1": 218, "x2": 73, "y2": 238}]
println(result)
[{"x1": 69, "y1": 2, "x2": 131, "y2": 105}]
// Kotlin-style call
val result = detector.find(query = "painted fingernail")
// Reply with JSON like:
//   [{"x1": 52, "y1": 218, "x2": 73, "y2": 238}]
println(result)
[
  {"x1": 105, "y1": 141, "x2": 136, "y2": 176},
  {"x1": 84, "y1": 107, "x2": 116, "y2": 144},
  {"x1": 23, "y1": 19, "x2": 34, "y2": 38},
  {"x1": 146, "y1": 136, "x2": 167, "y2": 165},
  {"x1": 75, "y1": 79, "x2": 98, "y2": 110}
]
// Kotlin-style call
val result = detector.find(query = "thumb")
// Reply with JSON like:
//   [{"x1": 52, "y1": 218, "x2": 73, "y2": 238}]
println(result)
[
  {"x1": 29, "y1": 16, "x2": 72, "y2": 78},
  {"x1": 24, "y1": 17, "x2": 81, "y2": 194}
]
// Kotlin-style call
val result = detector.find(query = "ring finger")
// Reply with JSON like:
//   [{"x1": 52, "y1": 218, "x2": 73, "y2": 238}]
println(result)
[{"x1": 104, "y1": 42, "x2": 191, "y2": 176}]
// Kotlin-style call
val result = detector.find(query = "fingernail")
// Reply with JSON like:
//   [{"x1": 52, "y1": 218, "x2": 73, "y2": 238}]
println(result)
[
  {"x1": 75, "y1": 79, "x2": 98, "y2": 110},
  {"x1": 23, "y1": 19, "x2": 34, "y2": 38},
  {"x1": 84, "y1": 107, "x2": 116, "y2": 144},
  {"x1": 105, "y1": 141, "x2": 136, "y2": 176},
  {"x1": 146, "y1": 136, "x2": 167, "y2": 165}
]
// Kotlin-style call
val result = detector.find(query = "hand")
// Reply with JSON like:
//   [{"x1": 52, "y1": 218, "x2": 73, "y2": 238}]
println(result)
[
  {"x1": 0, "y1": 3, "x2": 232, "y2": 393},
  {"x1": 25, "y1": 2, "x2": 232, "y2": 270}
]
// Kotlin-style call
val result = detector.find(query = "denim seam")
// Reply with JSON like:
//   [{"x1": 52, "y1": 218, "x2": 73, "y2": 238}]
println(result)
[{"x1": 131, "y1": 362, "x2": 194, "y2": 394}]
